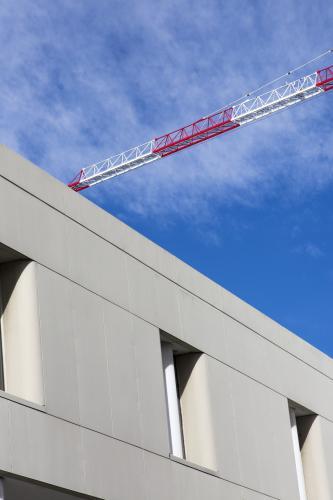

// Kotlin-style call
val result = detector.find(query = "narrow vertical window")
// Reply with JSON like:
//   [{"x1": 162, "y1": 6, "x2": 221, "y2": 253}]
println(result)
[
  {"x1": 161, "y1": 342, "x2": 185, "y2": 459},
  {"x1": 0, "y1": 326, "x2": 5, "y2": 391},
  {"x1": 0, "y1": 261, "x2": 44, "y2": 404},
  {"x1": 161, "y1": 335, "x2": 212, "y2": 469},
  {"x1": 0, "y1": 286, "x2": 5, "y2": 391},
  {"x1": 290, "y1": 406, "x2": 307, "y2": 500}
]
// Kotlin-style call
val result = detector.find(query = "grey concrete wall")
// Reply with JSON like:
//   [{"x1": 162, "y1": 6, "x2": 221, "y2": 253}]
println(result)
[{"x1": 0, "y1": 145, "x2": 332, "y2": 499}]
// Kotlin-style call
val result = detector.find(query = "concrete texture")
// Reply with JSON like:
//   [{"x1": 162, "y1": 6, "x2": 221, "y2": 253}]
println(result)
[{"x1": 0, "y1": 144, "x2": 332, "y2": 499}]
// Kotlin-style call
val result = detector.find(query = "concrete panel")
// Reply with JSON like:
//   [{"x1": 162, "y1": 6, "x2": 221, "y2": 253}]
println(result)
[
  {"x1": 104, "y1": 306, "x2": 169, "y2": 454},
  {"x1": 0, "y1": 397, "x2": 12, "y2": 472},
  {"x1": 0, "y1": 145, "x2": 66, "y2": 212},
  {"x1": 72, "y1": 287, "x2": 112, "y2": 435},
  {"x1": 79, "y1": 428, "x2": 114, "y2": 499},
  {"x1": 154, "y1": 273, "x2": 182, "y2": 339},
  {"x1": 224, "y1": 315, "x2": 272, "y2": 384},
  {"x1": 320, "y1": 417, "x2": 333, "y2": 499},
  {"x1": 170, "y1": 460, "x2": 210, "y2": 500},
  {"x1": 186, "y1": 469, "x2": 221, "y2": 500},
  {"x1": 220, "y1": 287, "x2": 333, "y2": 381},
  {"x1": 133, "y1": 319, "x2": 170, "y2": 455},
  {"x1": 103, "y1": 301, "x2": 141, "y2": 446},
  {"x1": 128, "y1": 255, "x2": 183, "y2": 339},
  {"x1": 240, "y1": 488, "x2": 279, "y2": 500},
  {"x1": 224, "y1": 314, "x2": 333, "y2": 424},
  {"x1": 200, "y1": 355, "x2": 301, "y2": 499},
  {"x1": 155, "y1": 247, "x2": 179, "y2": 283},
  {"x1": 264, "y1": 340, "x2": 333, "y2": 421},
  {"x1": 196, "y1": 473, "x2": 244, "y2": 500},
  {"x1": 178, "y1": 288, "x2": 227, "y2": 358},
  {"x1": 126, "y1": 257, "x2": 159, "y2": 325},
  {"x1": 36, "y1": 266, "x2": 80, "y2": 422},
  {"x1": 16, "y1": 188, "x2": 69, "y2": 276},
  {"x1": 143, "y1": 452, "x2": 173, "y2": 500},
  {"x1": 250, "y1": 383, "x2": 299, "y2": 499},
  {"x1": 230, "y1": 370, "x2": 301, "y2": 500},
  {"x1": 125, "y1": 230, "x2": 161, "y2": 273},
  {"x1": 170, "y1": 460, "x2": 242, "y2": 500},
  {"x1": 65, "y1": 221, "x2": 129, "y2": 310},
  {"x1": 175, "y1": 260, "x2": 224, "y2": 312},
  {"x1": 0, "y1": 175, "x2": 68, "y2": 278},
  {"x1": 204, "y1": 357, "x2": 241, "y2": 481},
  {"x1": 0, "y1": 177, "x2": 26, "y2": 253},
  {"x1": 82, "y1": 427, "x2": 146, "y2": 500},
  {"x1": 62, "y1": 183, "x2": 133, "y2": 256},
  {"x1": 10, "y1": 403, "x2": 84, "y2": 493},
  {"x1": 230, "y1": 369, "x2": 266, "y2": 495},
  {"x1": 79, "y1": 428, "x2": 115, "y2": 499}
]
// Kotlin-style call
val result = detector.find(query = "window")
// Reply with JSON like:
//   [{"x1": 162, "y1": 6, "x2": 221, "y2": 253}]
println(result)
[
  {"x1": 161, "y1": 334, "x2": 211, "y2": 469},
  {"x1": 0, "y1": 307, "x2": 5, "y2": 391},
  {"x1": 289, "y1": 403, "x2": 318, "y2": 500},
  {"x1": 0, "y1": 322, "x2": 5, "y2": 392},
  {"x1": 161, "y1": 341, "x2": 185, "y2": 458},
  {"x1": 0, "y1": 261, "x2": 44, "y2": 405},
  {"x1": 290, "y1": 406, "x2": 308, "y2": 500}
]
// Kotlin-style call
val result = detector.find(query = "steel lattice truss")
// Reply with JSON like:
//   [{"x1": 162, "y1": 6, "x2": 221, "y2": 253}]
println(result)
[{"x1": 68, "y1": 64, "x2": 333, "y2": 192}]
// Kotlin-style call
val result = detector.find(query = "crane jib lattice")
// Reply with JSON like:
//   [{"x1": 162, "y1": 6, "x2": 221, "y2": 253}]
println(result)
[{"x1": 68, "y1": 62, "x2": 333, "y2": 192}]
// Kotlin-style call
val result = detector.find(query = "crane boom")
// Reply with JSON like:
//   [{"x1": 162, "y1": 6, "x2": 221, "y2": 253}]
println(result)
[{"x1": 68, "y1": 64, "x2": 333, "y2": 192}]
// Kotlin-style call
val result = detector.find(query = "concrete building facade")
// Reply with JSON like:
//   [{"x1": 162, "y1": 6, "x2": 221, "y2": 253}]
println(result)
[{"x1": 0, "y1": 145, "x2": 332, "y2": 499}]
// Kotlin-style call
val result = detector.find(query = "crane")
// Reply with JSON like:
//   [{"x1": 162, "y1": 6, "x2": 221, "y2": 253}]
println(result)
[{"x1": 68, "y1": 62, "x2": 333, "y2": 192}]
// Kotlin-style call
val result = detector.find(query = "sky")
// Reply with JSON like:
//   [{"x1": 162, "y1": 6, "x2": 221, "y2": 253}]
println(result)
[{"x1": 1, "y1": 1, "x2": 333, "y2": 357}]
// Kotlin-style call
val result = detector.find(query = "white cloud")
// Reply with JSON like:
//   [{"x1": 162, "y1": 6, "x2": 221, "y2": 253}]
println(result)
[{"x1": 0, "y1": 0, "x2": 332, "y2": 227}]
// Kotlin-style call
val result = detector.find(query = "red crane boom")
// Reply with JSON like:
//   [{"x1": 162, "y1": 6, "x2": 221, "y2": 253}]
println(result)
[{"x1": 69, "y1": 64, "x2": 333, "y2": 192}]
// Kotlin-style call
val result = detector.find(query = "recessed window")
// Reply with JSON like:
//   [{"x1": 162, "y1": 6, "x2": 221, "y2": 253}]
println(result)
[
  {"x1": 289, "y1": 403, "x2": 318, "y2": 500},
  {"x1": 290, "y1": 406, "x2": 308, "y2": 500},
  {"x1": 0, "y1": 316, "x2": 5, "y2": 392},
  {"x1": 161, "y1": 341, "x2": 185, "y2": 458},
  {"x1": 160, "y1": 333, "x2": 207, "y2": 467},
  {"x1": 0, "y1": 261, "x2": 44, "y2": 405}
]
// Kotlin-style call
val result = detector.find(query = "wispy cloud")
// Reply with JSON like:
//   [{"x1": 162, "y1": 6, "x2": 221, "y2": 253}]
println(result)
[
  {"x1": 0, "y1": 0, "x2": 333, "y2": 228},
  {"x1": 293, "y1": 242, "x2": 324, "y2": 258}
]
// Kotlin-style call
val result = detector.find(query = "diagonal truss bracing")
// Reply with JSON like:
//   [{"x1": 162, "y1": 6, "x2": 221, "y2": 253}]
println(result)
[
  {"x1": 69, "y1": 64, "x2": 333, "y2": 191},
  {"x1": 231, "y1": 73, "x2": 321, "y2": 124},
  {"x1": 68, "y1": 141, "x2": 159, "y2": 191}
]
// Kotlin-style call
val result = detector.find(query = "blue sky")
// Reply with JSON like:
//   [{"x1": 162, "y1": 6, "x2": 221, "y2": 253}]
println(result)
[{"x1": 1, "y1": 1, "x2": 333, "y2": 356}]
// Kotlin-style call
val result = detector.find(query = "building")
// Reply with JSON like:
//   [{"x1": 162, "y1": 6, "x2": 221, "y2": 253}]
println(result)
[{"x1": 0, "y1": 144, "x2": 332, "y2": 500}]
